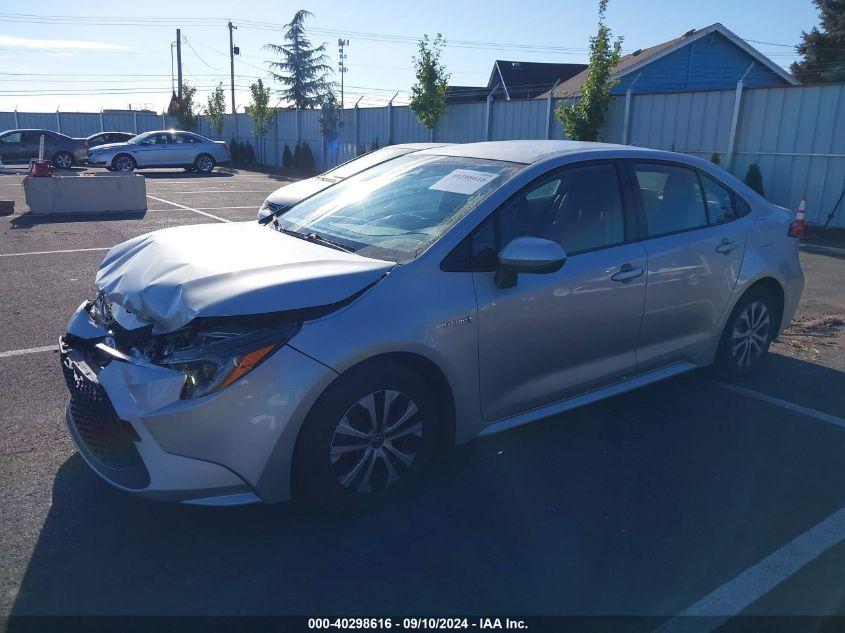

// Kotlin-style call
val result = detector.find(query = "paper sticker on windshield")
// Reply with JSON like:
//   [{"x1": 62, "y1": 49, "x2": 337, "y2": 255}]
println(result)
[{"x1": 429, "y1": 169, "x2": 499, "y2": 195}]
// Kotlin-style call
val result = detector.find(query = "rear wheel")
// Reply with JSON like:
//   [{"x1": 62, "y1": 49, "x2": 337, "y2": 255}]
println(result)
[
  {"x1": 294, "y1": 361, "x2": 439, "y2": 513},
  {"x1": 112, "y1": 154, "x2": 136, "y2": 172},
  {"x1": 712, "y1": 287, "x2": 776, "y2": 381},
  {"x1": 194, "y1": 153, "x2": 215, "y2": 174},
  {"x1": 52, "y1": 151, "x2": 73, "y2": 170}
]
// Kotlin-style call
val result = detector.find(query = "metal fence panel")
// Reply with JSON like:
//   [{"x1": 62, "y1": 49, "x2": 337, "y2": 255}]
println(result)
[{"x1": 3, "y1": 83, "x2": 844, "y2": 226}]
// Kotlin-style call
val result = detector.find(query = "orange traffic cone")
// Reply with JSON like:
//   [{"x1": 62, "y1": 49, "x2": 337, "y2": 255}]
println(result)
[{"x1": 791, "y1": 196, "x2": 808, "y2": 239}]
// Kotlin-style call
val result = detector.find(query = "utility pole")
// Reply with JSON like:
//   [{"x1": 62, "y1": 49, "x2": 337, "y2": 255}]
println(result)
[
  {"x1": 228, "y1": 22, "x2": 238, "y2": 115},
  {"x1": 337, "y1": 38, "x2": 349, "y2": 108},
  {"x1": 176, "y1": 29, "x2": 183, "y2": 100}
]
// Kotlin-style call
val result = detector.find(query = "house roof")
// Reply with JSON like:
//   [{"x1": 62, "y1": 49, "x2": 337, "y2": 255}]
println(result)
[
  {"x1": 543, "y1": 23, "x2": 798, "y2": 99},
  {"x1": 445, "y1": 85, "x2": 490, "y2": 103},
  {"x1": 491, "y1": 61, "x2": 588, "y2": 98}
]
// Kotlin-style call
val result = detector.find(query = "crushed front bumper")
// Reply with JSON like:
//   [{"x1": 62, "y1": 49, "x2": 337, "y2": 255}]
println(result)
[{"x1": 61, "y1": 301, "x2": 336, "y2": 504}]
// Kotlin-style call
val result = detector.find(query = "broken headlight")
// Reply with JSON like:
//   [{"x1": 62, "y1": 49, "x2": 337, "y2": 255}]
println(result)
[{"x1": 152, "y1": 322, "x2": 300, "y2": 399}]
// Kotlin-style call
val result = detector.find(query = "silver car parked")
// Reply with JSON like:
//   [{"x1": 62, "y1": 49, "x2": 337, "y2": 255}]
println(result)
[
  {"x1": 86, "y1": 130, "x2": 231, "y2": 173},
  {"x1": 61, "y1": 141, "x2": 803, "y2": 512},
  {"x1": 257, "y1": 143, "x2": 450, "y2": 222}
]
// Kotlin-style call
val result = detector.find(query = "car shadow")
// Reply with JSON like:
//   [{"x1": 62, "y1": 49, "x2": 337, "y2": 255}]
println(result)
[
  {"x1": 9, "y1": 357, "x2": 845, "y2": 618},
  {"x1": 140, "y1": 171, "x2": 234, "y2": 179},
  {"x1": 9, "y1": 211, "x2": 147, "y2": 228}
]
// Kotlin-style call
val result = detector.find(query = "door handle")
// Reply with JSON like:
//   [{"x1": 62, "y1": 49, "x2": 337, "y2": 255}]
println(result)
[
  {"x1": 715, "y1": 239, "x2": 739, "y2": 254},
  {"x1": 611, "y1": 264, "x2": 645, "y2": 282}
]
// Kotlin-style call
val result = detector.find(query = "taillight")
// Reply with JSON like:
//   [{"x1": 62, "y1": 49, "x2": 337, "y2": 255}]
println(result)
[
  {"x1": 82, "y1": 140, "x2": 88, "y2": 149},
  {"x1": 788, "y1": 221, "x2": 804, "y2": 239},
  {"x1": 223, "y1": 143, "x2": 229, "y2": 151}
]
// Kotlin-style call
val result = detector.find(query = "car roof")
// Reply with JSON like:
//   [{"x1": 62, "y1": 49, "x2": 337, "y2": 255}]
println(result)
[
  {"x1": 391, "y1": 142, "x2": 452, "y2": 150},
  {"x1": 419, "y1": 140, "x2": 638, "y2": 164}
]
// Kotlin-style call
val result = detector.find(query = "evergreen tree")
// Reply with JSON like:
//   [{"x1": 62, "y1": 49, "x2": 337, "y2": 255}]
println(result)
[
  {"x1": 744, "y1": 163, "x2": 765, "y2": 197},
  {"x1": 791, "y1": 0, "x2": 845, "y2": 83},
  {"x1": 266, "y1": 10, "x2": 333, "y2": 109}
]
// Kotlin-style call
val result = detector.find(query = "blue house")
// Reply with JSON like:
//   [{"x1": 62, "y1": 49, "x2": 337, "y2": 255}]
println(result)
[{"x1": 544, "y1": 23, "x2": 797, "y2": 99}]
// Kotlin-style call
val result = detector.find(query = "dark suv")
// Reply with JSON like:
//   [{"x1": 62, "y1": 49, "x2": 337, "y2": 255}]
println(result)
[{"x1": 0, "y1": 129, "x2": 88, "y2": 169}]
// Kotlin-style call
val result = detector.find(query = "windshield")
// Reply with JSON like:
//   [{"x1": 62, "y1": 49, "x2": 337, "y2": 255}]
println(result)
[
  {"x1": 277, "y1": 154, "x2": 523, "y2": 263},
  {"x1": 126, "y1": 133, "x2": 149, "y2": 144},
  {"x1": 321, "y1": 146, "x2": 415, "y2": 181}
]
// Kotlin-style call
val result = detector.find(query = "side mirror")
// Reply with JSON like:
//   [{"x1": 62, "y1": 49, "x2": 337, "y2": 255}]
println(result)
[{"x1": 494, "y1": 236, "x2": 566, "y2": 289}]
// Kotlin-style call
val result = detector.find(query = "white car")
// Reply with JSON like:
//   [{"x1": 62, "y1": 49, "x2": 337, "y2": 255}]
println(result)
[
  {"x1": 258, "y1": 143, "x2": 450, "y2": 222},
  {"x1": 86, "y1": 130, "x2": 231, "y2": 173}
]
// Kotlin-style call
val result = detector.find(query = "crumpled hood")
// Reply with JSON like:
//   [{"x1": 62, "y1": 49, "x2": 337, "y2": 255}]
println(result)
[{"x1": 94, "y1": 222, "x2": 393, "y2": 332}]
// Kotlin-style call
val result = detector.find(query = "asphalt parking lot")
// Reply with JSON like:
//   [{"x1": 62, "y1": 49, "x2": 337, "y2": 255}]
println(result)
[{"x1": 2, "y1": 167, "x2": 845, "y2": 628}]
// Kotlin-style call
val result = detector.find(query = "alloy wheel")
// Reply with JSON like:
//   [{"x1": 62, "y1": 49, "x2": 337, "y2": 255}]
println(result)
[
  {"x1": 54, "y1": 153, "x2": 72, "y2": 169},
  {"x1": 114, "y1": 155, "x2": 134, "y2": 172},
  {"x1": 330, "y1": 390, "x2": 423, "y2": 494},
  {"x1": 196, "y1": 155, "x2": 214, "y2": 173},
  {"x1": 731, "y1": 300, "x2": 770, "y2": 369}
]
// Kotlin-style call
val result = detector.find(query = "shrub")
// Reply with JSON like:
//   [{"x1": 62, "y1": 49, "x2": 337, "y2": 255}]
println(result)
[
  {"x1": 710, "y1": 152, "x2": 721, "y2": 165},
  {"x1": 282, "y1": 144, "x2": 292, "y2": 169},
  {"x1": 292, "y1": 141, "x2": 303, "y2": 170},
  {"x1": 744, "y1": 162, "x2": 765, "y2": 196},
  {"x1": 371, "y1": 138, "x2": 380, "y2": 151},
  {"x1": 301, "y1": 141, "x2": 314, "y2": 171},
  {"x1": 243, "y1": 142, "x2": 255, "y2": 165},
  {"x1": 229, "y1": 138, "x2": 240, "y2": 164}
]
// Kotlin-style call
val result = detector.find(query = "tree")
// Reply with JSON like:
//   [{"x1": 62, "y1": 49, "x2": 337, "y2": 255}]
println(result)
[
  {"x1": 744, "y1": 162, "x2": 765, "y2": 197},
  {"x1": 410, "y1": 34, "x2": 450, "y2": 133},
  {"x1": 791, "y1": 0, "x2": 845, "y2": 83},
  {"x1": 205, "y1": 83, "x2": 226, "y2": 139},
  {"x1": 167, "y1": 82, "x2": 198, "y2": 131},
  {"x1": 319, "y1": 90, "x2": 341, "y2": 142},
  {"x1": 246, "y1": 79, "x2": 274, "y2": 164},
  {"x1": 266, "y1": 10, "x2": 333, "y2": 109},
  {"x1": 555, "y1": 0, "x2": 622, "y2": 141}
]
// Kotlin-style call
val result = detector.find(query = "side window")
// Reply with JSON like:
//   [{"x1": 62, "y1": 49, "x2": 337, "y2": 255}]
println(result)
[
  {"x1": 89, "y1": 135, "x2": 105, "y2": 146},
  {"x1": 0, "y1": 132, "x2": 22, "y2": 144},
  {"x1": 174, "y1": 133, "x2": 198, "y2": 144},
  {"x1": 498, "y1": 163, "x2": 625, "y2": 255},
  {"x1": 700, "y1": 174, "x2": 737, "y2": 224},
  {"x1": 631, "y1": 163, "x2": 707, "y2": 237}
]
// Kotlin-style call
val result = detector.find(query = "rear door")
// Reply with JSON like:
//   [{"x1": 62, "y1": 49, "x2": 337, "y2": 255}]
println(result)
[
  {"x1": 170, "y1": 133, "x2": 201, "y2": 166},
  {"x1": 470, "y1": 161, "x2": 648, "y2": 421},
  {"x1": 0, "y1": 131, "x2": 24, "y2": 163},
  {"x1": 627, "y1": 161, "x2": 746, "y2": 370}
]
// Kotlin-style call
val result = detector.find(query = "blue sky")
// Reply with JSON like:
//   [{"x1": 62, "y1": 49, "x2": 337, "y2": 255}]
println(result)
[{"x1": 0, "y1": 0, "x2": 820, "y2": 113}]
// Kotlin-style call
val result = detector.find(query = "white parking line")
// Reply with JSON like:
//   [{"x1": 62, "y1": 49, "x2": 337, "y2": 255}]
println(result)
[
  {"x1": 146, "y1": 195, "x2": 230, "y2": 223},
  {"x1": 0, "y1": 344, "x2": 59, "y2": 358},
  {"x1": 0, "y1": 247, "x2": 111, "y2": 257},
  {"x1": 800, "y1": 243, "x2": 845, "y2": 256},
  {"x1": 717, "y1": 382, "x2": 845, "y2": 430},
  {"x1": 657, "y1": 504, "x2": 845, "y2": 632}
]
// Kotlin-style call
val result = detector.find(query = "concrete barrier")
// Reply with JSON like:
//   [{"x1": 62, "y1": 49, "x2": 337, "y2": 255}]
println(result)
[{"x1": 23, "y1": 173, "x2": 147, "y2": 214}]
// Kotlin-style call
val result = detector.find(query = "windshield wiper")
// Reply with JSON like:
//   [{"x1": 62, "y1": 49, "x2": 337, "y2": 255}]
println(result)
[
  {"x1": 273, "y1": 223, "x2": 354, "y2": 253},
  {"x1": 303, "y1": 231, "x2": 354, "y2": 253}
]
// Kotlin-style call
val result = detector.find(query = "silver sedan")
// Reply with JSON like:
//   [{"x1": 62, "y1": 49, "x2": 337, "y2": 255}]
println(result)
[
  {"x1": 61, "y1": 140, "x2": 803, "y2": 512},
  {"x1": 86, "y1": 130, "x2": 231, "y2": 173}
]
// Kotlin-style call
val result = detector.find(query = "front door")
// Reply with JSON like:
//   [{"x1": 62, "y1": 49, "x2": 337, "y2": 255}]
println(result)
[
  {"x1": 0, "y1": 131, "x2": 24, "y2": 163},
  {"x1": 136, "y1": 133, "x2": 173, "y2": 166},
  {"x1": 626, "y1": 161, "x2": 746, "y2": 369},
  {"x1": 472, "y1": 161, "x2": 647, "y2": 422}
]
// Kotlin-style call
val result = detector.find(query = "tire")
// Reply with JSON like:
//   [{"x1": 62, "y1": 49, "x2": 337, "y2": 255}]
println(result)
[
  {"x1": 194, "y1": 153, "x2": 215, "y2": 174},
  {"x1": 712, "y1": 287, "x2": 777, "y2": 381},
  {"x1": 112, "y1": 154, "x2": 136, "y2": 172},
  {"x1": 52, "y1": 151, "x2": 73, "y2": 170},
  {"x1": 293, "y1": 360, "x2": 439, "y2": 513}
]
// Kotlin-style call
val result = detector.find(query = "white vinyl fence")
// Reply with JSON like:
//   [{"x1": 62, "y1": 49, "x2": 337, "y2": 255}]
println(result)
[{"x1": 2, "y1": 81, "x2": 844, "y2": 226}]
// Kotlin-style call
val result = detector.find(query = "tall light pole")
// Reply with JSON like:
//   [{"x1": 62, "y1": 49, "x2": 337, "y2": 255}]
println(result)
[
  {"x1": 338, "y1": 38, "x2": 349, "y2": 108},
  {"x1": 228, "y1": 21, "x2": 239, "y2": 138},
  {"x1": 176, "y1": 28, "x2": 183, "y2": 100}
]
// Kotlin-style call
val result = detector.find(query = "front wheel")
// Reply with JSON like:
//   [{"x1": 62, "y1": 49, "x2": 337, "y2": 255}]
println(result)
[
  {"x1": 194, "y1": 153, "x2": 215, "y2": 174},
  {"x1": 52, "y1": 151, "x2": 73, "y2": 170},
  {"x1": 294, "y1": 361, "x2": 439, "y2": 513},
  {"x1": 112, "y1": 154, "x2": 136, "y2": 172},
  {"x1": 712, "y1": 288, "x2": 776, "y2": 381}
]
